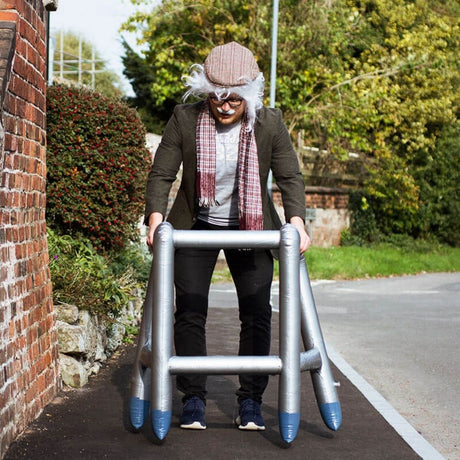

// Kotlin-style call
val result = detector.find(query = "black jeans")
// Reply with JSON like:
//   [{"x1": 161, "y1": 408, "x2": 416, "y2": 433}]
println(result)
[{"x1": 174, "y1": 220, "x2": 273, "y2": 404}]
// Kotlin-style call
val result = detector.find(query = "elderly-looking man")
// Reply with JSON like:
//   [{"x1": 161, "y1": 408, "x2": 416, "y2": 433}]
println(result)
[{"x1": 145, "y1": 42, "x2": 310, "y2": 431}]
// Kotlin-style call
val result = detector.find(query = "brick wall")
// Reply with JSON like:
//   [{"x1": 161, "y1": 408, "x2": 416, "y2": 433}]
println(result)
[
  {"x1": 0, "y1": 1, "x2": 60, "y2": 456},
  {"x1": 273, "y1": 186, "x2": 350, "y2": 247}
]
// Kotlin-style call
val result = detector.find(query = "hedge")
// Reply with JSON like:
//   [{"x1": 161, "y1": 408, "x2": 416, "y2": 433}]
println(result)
[{"x1": 46, "y1": 84, "x2": 151, "y2": 251}]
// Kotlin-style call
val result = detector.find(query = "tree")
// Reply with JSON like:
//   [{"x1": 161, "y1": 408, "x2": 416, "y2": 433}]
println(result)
[
  {"x1": 52, "y1": 31, "x2": 124, "y2": 99},
  {"x1": 122, "y1": 0, "x2": 459, "y2": 244},
  {"x1": 414, "y1": 123, "x2": 460, "y2": 246},
  {"x1": 343, "y1": 0, "x2": 459, "y2": 235},
  {"x1": 121, "y1": 0, "x2": 271, "y2": 132}
]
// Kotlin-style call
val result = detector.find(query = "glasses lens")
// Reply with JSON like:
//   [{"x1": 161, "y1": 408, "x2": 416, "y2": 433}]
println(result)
[
  {"x1": 210, "y1": 96, "x2": 242, "y2": 108},
  {"x1": 228, "y1": 99, "x2": 242, "y2": 108}
]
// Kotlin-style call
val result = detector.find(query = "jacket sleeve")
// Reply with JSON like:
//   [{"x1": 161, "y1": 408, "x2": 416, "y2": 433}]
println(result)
[
  {"x1": 270, "y1": 110, "x2": 306, "y2": 223},
  {"x1": 144, "y1": 107, "x2": 183, "y2": 225}
]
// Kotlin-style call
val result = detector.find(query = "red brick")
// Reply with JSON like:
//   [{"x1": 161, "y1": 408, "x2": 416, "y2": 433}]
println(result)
[
  {"x1": 22, "y1": 1, "x2": 33, "y2": 26},
  {"x1": 3, "y1": 134, "x2": 18, "y2": 152},
  {"x1": 25, "y1": 381, "x2": 37, "y2": 404},
  {"x1": 16, "y1": 119, "x2": 25, "y2": 136},
  {"x1": 36, "y1": 372, "x2": 46, "y2": 394},
  {"x1": 11, "y1": 75, "x2": 27, "y2": 100},
  {"x1": 0, "y1": 10, "x2": 18, "y2": 21},
  {"x1": 18, "y1": 17, "x2": 35, "y2": 44},
  {"x1": 15, "y1": 98, "x2": 27, "y2": 118},
  {"x1": 0, "y1": 1, "x2": 18, "y2": 9},
  {"x1": 1, "y1": 2, "x2": 59, "y2": 456},
  {"x1": 2, "y1": 114, "x2": 17, "y2": 134},
  {"x1": 0, "y1": 190, "x2": 9, "y2": 207}
]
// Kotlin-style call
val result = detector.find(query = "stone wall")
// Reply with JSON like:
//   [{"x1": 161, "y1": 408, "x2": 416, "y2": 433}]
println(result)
[
  {"x1": 55, "y1": 296, "x2": 143, "y2": 389},
  {"x1": 0, "y1": 1, "x2": 60, "y2": 456},
  {"x1": 273, "y1": 186, "x2": 350, "y2": 247},
  {"x1": 304, "y1": 186, "x2": 350, "y2": 247}
]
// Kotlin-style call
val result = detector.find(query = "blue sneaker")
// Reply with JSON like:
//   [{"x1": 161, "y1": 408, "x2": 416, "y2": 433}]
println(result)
[
  {"x1": 235, "y1": 399, "x2": 265, "y2": 430},
  {"x1": 179, "y1": 396, "x2": 206, "y2": 430}
]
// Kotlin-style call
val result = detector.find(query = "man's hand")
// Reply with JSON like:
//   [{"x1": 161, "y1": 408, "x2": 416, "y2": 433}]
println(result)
[
  {"x1": 146, "y1": 212, "x2": 164, "y2": 249},
  {"x1": 289, "y1": 216, "x2": 311, "y2": 253}
]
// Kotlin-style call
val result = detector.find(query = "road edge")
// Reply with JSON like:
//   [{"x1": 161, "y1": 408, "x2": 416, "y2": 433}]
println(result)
[{"x1": 326, "y1": 343, "x2": 445, "y2": 460}]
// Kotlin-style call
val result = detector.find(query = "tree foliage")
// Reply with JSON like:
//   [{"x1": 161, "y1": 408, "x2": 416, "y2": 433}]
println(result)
[
  {"x1": 46, "y1": 84, "x2": 151, "y2": 252},
  {"x1": 121, "y1": 0, "x2": 272, "y2": 132},
  {"x1": 52, "y1": 31, "x2": 124, "y2": 99},
  {"x1": 122, "y1": 0, "x2": 459, "y2": 245}
]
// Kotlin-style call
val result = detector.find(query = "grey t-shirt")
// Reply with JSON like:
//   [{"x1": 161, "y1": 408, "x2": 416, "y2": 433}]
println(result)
[{"x1": 198, "y1": 121, "x2": 241, "y2": 226}]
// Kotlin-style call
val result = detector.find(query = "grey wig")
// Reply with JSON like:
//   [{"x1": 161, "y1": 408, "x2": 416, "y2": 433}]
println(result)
[{"x1": 182, "y1": 64, "x2": 265, "y2": 129}]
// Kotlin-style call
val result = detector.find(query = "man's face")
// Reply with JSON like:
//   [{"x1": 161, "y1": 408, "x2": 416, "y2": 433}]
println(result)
[{"x1": 208, "y1": 94, "x2": 247, "y2": 125}]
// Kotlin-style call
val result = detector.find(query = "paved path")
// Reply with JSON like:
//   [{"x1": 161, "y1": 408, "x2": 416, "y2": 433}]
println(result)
[
  {"x1": 5, "y1": 309, "x2": 421, "y2": 460},
  {"x1": 6, "y1": 273, "x2": 456, "y2": 459}
]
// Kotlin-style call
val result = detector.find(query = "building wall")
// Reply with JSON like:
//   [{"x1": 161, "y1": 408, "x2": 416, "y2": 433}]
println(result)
[
  {"x1": 273, "y1": 186, "x2": 350, "y2": 247},
  {"x1": 304, "y1": 186, "x2": 350, "y2": 247},
  {"x1": 0, "y1": 1, "x2": 60, "y2": 456}
]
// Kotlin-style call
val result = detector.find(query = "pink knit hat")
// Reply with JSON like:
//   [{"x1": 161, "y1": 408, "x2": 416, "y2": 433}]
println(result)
[{"x1": 204, "y1": 42, "x2": 260, "y2": 87}]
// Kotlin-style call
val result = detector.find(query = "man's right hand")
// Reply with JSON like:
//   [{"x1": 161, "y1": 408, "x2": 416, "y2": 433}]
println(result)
[{"x1": 146, "y1": 212, "x2": 164, "y2": 249}]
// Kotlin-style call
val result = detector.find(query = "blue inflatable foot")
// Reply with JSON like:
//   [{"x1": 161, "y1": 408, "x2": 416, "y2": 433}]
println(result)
[
  {"x1": 129, "y1": 397, "x2": 150, "y2": 429},
  {"x1": 279, "y1": 412, "x2": 300, "y2": 443},
  {"x1": 320, "y1": 402, "x2": 342, "y2": 431},
  {"x1": 151, "y1": 409, "x2": 172, "y2": 440}
]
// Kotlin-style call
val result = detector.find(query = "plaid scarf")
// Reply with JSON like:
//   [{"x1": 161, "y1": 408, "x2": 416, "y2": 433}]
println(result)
[{"x1": 196, "y1": 104, "x2": 263, "y2": 230}]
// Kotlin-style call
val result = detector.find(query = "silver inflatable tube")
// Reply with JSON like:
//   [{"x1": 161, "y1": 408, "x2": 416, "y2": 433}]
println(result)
[
  {"x1": 169, "y1": 355, "x2": 283, "y2": 375},
  {"x1": 139, "y1": 346, "x2": 151, "y2": 369},
  {"x1": 129, "y1": 222, "x2": 341, "y2": 444},
  {"x1": 299, "y1": 255, "x2": 342, "y2": 430},
  {"x1": 142, "y1": 348, "x2": 321, "y2": 374},
  {"x1": 173, "y1": 229, "x2": 280, "y2": 249},
  {"x1": 277, "y1": 224, "x2": 301, "y2": 442},
  {"x1": 128, "y1": 262, "x2": 154, "y2": 430},
  {"x1": 300, "y1": 349, "x2": 322, "y2": 372},
  {"x1": 150, "y1": 223, "x2": 175, "y2": 440}
]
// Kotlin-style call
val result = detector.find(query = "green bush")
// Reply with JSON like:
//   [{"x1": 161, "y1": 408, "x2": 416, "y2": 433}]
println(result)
[
  {"x1": 415, "y1": 124, "x2": 460, "y2": 246},
  {"x1": 46, "y1": 84, "x2": 151, "y2": 252},
  {"x1": 47, "y1": 228, "x2": 139, "y2": 318},
  {"x1": 109, "y1": 242, "x2": 152, "y2": 285},
  {"x1": 341, "y1": 190, "x2": 379, "y2": 245}
]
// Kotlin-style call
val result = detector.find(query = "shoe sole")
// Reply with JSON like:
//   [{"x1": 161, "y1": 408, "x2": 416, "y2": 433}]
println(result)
[
  {"x1": 180, "y1": 421, "x2": 206, "y2": 430},
  {"x1": 235, "y1": 416, "x2": 265, "y2": 431}
]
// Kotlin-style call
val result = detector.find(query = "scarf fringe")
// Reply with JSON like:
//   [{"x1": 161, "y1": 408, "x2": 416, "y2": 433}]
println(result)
[{"x1": 198, "y1": 198, "x2": 220, "y2": 208}]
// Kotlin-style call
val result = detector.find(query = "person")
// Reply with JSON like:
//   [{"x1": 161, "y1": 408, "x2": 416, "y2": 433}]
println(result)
[{"x1": 145, "y1": 42, "x2": 310, "y2": 431}]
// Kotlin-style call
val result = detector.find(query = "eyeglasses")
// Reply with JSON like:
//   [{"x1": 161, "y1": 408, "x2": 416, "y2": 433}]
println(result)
[{"x1": 209, "y1": 95, "x2": 244, "y2": 108}]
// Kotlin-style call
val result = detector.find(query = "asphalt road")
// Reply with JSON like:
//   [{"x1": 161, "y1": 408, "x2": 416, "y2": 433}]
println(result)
[{"x1": 210, "y1": 272, "x2": 460, "y2": 459}]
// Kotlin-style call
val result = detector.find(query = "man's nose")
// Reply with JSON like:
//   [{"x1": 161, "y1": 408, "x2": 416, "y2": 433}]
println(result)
[{"x1": 221, "y1": 101, "x2": 231, "y2": 110}]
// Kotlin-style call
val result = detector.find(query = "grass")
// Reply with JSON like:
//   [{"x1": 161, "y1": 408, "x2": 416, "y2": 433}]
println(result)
[
  {"x1": 303, "y1": 244, "x2": 460, "y2": 280},
  {"x1": 212, "y1": 243, "x2": 460, "y2": 282}
]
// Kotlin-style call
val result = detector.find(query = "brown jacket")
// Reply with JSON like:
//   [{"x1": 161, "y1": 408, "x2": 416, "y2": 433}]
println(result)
[{"x1": 144, "y1": 102, "x2": 306, "y2": 230}]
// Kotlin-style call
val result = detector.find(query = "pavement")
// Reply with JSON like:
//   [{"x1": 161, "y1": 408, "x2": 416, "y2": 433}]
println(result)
[{"x1": 6, "y1": 273, "x2": 456, "y2": 459}]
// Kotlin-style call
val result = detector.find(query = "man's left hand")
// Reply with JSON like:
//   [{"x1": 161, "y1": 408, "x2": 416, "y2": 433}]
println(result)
[{"x1": 289, "y1": 216, "x2": 311, "y2": 253}]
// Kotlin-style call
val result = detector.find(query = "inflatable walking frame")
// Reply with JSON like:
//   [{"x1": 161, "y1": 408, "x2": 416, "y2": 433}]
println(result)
[{"x1": 128, "y1": 223, "x2": 341, "y2": 444}]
